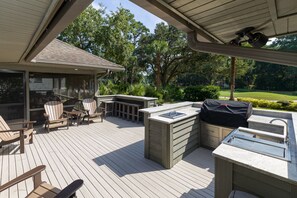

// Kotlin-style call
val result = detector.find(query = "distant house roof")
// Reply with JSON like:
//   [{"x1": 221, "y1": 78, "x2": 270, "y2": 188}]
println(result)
[{"x1": 31, "y1": 39, "x2": 124, "y2": 71}]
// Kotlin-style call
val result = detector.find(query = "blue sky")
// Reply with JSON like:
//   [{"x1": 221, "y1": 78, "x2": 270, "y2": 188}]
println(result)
[{"x1": 92, "y1": 0, "x2": 165, "y2": 32}]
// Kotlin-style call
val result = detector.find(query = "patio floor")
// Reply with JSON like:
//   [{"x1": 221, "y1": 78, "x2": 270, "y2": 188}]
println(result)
[{"x1": 0, "y1": 117, "x2": 214, "y2": 198}]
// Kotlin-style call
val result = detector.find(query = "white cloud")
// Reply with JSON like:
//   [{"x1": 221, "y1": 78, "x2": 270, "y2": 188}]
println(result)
[{"x1": 92, "y1": 2, "x2": 103, "y2": 10}]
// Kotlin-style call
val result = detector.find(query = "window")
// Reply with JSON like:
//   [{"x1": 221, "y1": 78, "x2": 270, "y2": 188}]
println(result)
[{"x1": 29, "y1": 72, "x2": 94, "y2": 109}]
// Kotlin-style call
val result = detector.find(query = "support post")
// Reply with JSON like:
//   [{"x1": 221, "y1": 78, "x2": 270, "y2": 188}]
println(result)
[{"x1": 229, "y1": 57, "x2": 236, "y2": 101}]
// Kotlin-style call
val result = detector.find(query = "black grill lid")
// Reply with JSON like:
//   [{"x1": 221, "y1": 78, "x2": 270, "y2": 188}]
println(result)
[{"x1": 200, "y1": 99, "x2": 253, "y2": 128}]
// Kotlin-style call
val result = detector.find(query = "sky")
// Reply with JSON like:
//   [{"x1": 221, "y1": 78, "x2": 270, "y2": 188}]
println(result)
[{"x1": 92, "y1": 0, "x2": 165, "y2": 33}]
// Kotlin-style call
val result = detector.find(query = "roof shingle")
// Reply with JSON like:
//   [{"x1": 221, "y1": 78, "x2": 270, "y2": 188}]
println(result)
[{"x1": 31, "y1": 39, "x2": 124, "y2": 71}]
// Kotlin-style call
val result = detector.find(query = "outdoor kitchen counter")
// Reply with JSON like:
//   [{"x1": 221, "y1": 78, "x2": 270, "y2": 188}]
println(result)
[
  {"x1": 141, "y1": 103, "x2": 201, "y2": 168},
  {"x1": 148, "y1": 107, "x2": 200, "y2": 124},
  {"x1": 213, "y1": 112, "x2": 297, "y2": 198},
  {"x1": 115, "y1": 94, "x2": 158, "y2": 101}
]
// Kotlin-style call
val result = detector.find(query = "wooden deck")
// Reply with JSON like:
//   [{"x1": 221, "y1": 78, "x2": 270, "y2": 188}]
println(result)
[{"x1": 0, "y1": 117, "x2": 214, "y2": 198}]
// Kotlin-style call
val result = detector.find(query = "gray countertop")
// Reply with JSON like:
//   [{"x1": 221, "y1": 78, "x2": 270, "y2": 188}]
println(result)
[
  {"x1": 140, "y1": 102, "x2": 194, "y2": 114},
  {"x1": 213, "y1": 112, "x2": 297, "y2": 184},
  {"x1": 97, "y1": 94, "x2": 158, "y2": 101},
  {"x1": 115, "y1": 94, "x2": 158, "y2": 101},
  {"x1": 248, "y1": 114, "x2": 288, "y2": 127},
  {"x1": 148, "y1": 107, "x2": 200, "y2": 124}
]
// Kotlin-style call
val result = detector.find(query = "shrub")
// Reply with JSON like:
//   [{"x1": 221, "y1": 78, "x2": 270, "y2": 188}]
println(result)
[
  {"x1": 145, "y1": 86, "x2": 164, "y2": 104},
  {"x1": 183, "y1": 85, "x2": 220, "y2": 101},
  {"x1": 276, "y1": 100, "x2": 291, "y2": 106},
  {"x1": 183, "y1": 86, "x2": 200, "y2": 101},
  {"x1": 162, "y1": 85, "x2": 184, "y2": 102},
  {"x1": 237, "y1": 97, "x2": 297, "y2": 112},
  {"x1": 201, "y1": 85, "x2": 220, "y2": 100},
  {"x1": 99, "y1": 80, "x2": 117, "y2": 95},
  {"x1": 257, "y1": 99, "x2": 270, "y2": 108},
  {"x1": 127, "y1": 83, "x2": 145, "y2": 96},
  {"x1": 113, "y1": 83, "x2": 129, "y2": 94}
]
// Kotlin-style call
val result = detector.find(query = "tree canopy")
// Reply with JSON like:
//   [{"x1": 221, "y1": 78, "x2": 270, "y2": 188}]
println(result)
[{"x1": 58, "y1": 4, "x2": 297, "y2": 92}]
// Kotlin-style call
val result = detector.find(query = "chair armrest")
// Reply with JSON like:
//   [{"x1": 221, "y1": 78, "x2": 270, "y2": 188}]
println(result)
[
  {"x1": 9, "y1": 121, "x2": 36, "y2": 125},
  {"x1": 63, "y1": 111, "x2": 71, "y2": 116},
  {"x1": 9, "y1": 121, "x2": 36, "y2": 129},
  {"x1": 96, "y1": 107, "x2": 105, "y2": 113},
  {"x1": 55, "y1": 179, "x2": 83, "y2": 198},
  {"x1": 83, "y1": 109, "x2": 90, "y2": 115},
  {"x1": 44, "y1": 113, "x2": 49, "y2": 118},
  {"x1": 0, "y1": 165, "x2": 46, "y2": 192},
  {"x1": 0, "y1": 128, "x2": 26, "y2": 133},
  {"x1": 63, "y1": 111, "x2": 71, "y2": 118}
]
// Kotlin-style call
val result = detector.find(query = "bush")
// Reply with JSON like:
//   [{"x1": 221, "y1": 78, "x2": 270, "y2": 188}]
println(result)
[
  {"x1": 145, "y1": 86, "x2": 164, "y2": 104},
  {"x1": 99, "y1": 80, "x2": 118, "y2": 95},
  {"x1": 113, "y1": 83, "x2": 129, "y2": 94},
  {"x1": 276, "y1": 100, "x2": 291, "y2": 106},
  {"x1": 183, "y1": 85, "x2": 220, "y2": 101},
  {"x1": 162, "y1": 85, "x2": 184, "y2": 102},
  {"x1": 237, "y1": 97, "x2": 297, "y2": 112},
  {"x1": 201, "y1": 85, "x2": 220, "y2": 99},
  {"x1": 127, "y1": 83, "x2": 145, "y2": 96}
]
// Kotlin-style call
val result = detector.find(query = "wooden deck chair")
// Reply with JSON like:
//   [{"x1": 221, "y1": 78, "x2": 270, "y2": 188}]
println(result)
[
  {"x1": 44, "y1": 101, "x2": 70, "y2": 132},
  {"x1": 0, "y1": 165, "x2": 83, "y2": 198},
  {"x1": 82, "y1": 98, "x2": 104, "y2": 124},
  {"x1": 0, "y1": 116, "x2": 35, "y2": 154}
]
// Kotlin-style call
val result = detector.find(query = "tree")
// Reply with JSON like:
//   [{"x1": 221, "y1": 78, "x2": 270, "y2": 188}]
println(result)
[
  {"x1": 102, "y1": 8, "x2": 149, "y2": 84},
  {"x1": 58, "y1": 5, "x2": 149, "y2": 85},
  {"x1": 253, "y1": 35, "x2": 297, "y2": 91},
  {"x1": 58, "y1": 6, "x2": 105, "y2": 56},
  {"x1": 136, "y1": 23, "x2": 204, "y2": 88}
]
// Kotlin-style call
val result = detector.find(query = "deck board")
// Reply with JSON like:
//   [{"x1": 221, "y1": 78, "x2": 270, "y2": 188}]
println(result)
[{"x1": 0, "y1": 117, "x2": 214, "y2": 198}]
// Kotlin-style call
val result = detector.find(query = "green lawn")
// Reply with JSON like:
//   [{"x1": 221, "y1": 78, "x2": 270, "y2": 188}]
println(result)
[{"x1": 220, "y1": 89, "x2": 297, "y2": 101}]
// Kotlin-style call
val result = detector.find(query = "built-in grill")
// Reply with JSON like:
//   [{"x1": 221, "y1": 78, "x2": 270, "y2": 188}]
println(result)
[{"x1": 200, "y1": 99, "x2": 253, "y2": 128}]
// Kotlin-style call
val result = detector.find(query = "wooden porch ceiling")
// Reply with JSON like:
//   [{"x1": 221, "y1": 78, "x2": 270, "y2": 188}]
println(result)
[
  {"x1": 129, "y1": 0, "x2": 297, "y2": 66},
  {"x1": 130, "y1": 0, "x2": 297, "y2": 43},
  {"x1": 0, "y1": 0, "x2": 92, "y2": 63}
]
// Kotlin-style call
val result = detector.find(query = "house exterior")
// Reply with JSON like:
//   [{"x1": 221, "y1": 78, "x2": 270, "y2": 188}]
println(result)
[{"x1": 0, "y1": 1, "x2": 124, "y2": 123}]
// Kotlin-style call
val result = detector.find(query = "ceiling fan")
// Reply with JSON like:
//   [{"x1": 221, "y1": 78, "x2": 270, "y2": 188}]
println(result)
[{"x1": 229, "y1": 27, "x2": 268, "y2": 48}]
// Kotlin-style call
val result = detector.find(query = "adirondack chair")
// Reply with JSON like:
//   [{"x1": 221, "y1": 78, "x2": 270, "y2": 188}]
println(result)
[
  {"x1": 82, "y1": 98, "x2": 104, "y2": 124},
  {"x1": 44, "y1": 101, "x2": 70, "y2": 132},
  {"x1": 0, "y1": 165, "x2": 83, "y2": 198},
  {"x1": 0, "y1": 116, "x2": 35, "y2": 153}
]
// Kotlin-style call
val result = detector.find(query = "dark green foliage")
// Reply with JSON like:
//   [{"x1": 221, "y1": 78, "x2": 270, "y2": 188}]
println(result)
[
  {"x1": 99, "y1": 80, "x2": 118, "y2": 95},
  {"x1": 127, "y1": 84, "x2": 146, "y2": 96},
  {"x1": 162, "y1": 85, "x2": 184, "y2": 102},
  {"x1": 99, "y1": 81, "x2": 164, "y2": 103},
  {"x1": 144, "y1": 86, "x2": 164, "y2": 104},
  {"x1": 276, "y1": 100, "x2": 292, "y2": 106},
  {"x1": 177, "y1": 73, "x2": 209, "y2": 86},
  {"x1": 183, "y1": 85, "x2": 220, "y2": 101},
  {"x1": 201, "y1": 85, "x2": 221, "y2": 99}
]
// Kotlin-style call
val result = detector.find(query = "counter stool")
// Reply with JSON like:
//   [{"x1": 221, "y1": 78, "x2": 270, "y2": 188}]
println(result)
[{"x1": 102, "y1": 100, "x2": 115, "y2": 117}]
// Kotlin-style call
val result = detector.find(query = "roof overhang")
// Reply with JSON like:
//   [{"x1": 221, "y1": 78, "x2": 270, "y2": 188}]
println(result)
[
  {"x1": 24, "y1": 0, "x2": 93, "y2": 62},
  {"x1": 130, "y1": 0, "x2": 297, "y2": 66},
  {"x1": 0, "y1": 62, "x2": 123, "y2": 75},
  {"x1": 0, "y1": 0, "x2": 92, "y2": 63}
]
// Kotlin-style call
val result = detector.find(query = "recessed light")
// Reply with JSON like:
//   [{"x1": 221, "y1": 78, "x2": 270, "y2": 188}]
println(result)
[{"x1": 74, "y1": 69, "x2": 78, "y2": 71}]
